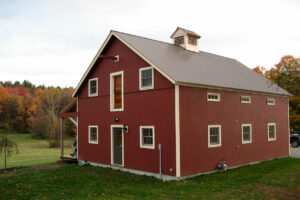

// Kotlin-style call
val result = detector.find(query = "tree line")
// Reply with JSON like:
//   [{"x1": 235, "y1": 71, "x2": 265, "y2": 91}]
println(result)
[
  {"x1": 253, "y1": 55, "x2": 300, "y2": 131},
  {"x1": 0, "y1": 81, "x2": 75, "y2": 147}
]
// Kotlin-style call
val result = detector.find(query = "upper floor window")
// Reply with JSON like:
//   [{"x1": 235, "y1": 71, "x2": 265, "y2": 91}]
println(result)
[
  {"x1": 88, "y1": 78, "x2": 98, "y2": 97},
  {"x1": 89, "y1": 125, "x2": 98, "y2": 144},
  {"x1": 242, "y1": 124, "x2": 252, "y2": 144},
  {"x1": 267, "y1": 98, "x2": 275, "y2": 105},
  {"x1": 110, "y1": 71, "x2": 124, "y2": 112},
  {"x1": 268, "y1": 123, "x2": 276, "y2": 141},
  {"x1": 140, "y1": 126, "x2": 155, "y2": 149},
  {"x1": 241, "y1": 96, "x2": 251, "y2": 104},
  {"x1": 207, "y1": 93, "x2": 220, "y2": 102},
  {"x1": 208, "y1": 125, "x2": 221, "y2": 148},
  {"x1": 175, "y1": 36, "x2": 184, "y2": 45},
  {"x1": 188, "y1": 36, "x2": 197, "y2": 45},
  {"x1": 139, "y1": 67, "x2": 154, "y2": 90}
]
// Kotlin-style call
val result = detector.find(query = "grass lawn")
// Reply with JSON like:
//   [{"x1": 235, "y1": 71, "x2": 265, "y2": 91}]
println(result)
[
  {"x1": 0, "y1": 132, "x2": 73, "y2": 169},
  {"x1": 0, "y1": 157, "x2": 300, "y2": 199}
]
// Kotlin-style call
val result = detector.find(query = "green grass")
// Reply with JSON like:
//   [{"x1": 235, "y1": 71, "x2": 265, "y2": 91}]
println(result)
[
  {"x1": 0, "y1": 157, "x2": 300, "y2": 199},
  {"x1": 0, "y1": 132, "x2": 73, "y2": 169}
]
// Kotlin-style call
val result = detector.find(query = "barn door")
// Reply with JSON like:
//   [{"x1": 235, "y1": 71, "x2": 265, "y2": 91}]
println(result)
[
  {"x1": 112, "y1": 127, "x2": 123, "y2": 166},
  {"x1": 114, "y1": 75, "x2": 122, "y2": 109}
]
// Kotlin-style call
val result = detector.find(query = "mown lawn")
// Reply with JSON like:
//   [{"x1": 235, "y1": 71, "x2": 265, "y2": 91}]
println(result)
[
  {"x1": 0, "y1": 132, "x2": 73, "y2": 169},
  {"x1": 0, "y1": 157, "x2": 300, "y2": 200}
]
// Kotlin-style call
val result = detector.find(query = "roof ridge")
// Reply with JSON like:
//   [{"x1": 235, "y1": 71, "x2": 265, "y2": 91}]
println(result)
[
  {"x1": 112, "y1": 30, "x2": 172, "y2": 46},
  {"x1": 112, "y1": 30, "x2": 239, "y2": 61}
]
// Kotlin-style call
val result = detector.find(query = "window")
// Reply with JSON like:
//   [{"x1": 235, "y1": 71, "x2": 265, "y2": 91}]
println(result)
[
  {"x1": 207, "y1": 93, "x2": 220, "y2": 102},
  {"x1": 110, "y1": 71, "x2": 124, "y2": 112},
  {"x1": 241, "y1": 96, "x2": 251, "y2": 104},
  {"x1": 175, "y1": 36, "x2": 184, "y2": 45},
  {"x1": 89, "y1": 125, "x2": 98, "y2": 144},
  {"x1": 188, "y1": 36, "x2": 197, "y2": 45},
  {"x1": 208, "y1": 125, "x2": 221, "y2": 148},
  {"x1": 140, "y1": 126, "x2": 155, "y2": 149},
  {"x1": 268, "y1": 123, "x2": 276, "y2": 141},
  {"x1": 267, "y1": 98, "x2": 275, "y2": 105},
  {"x1": 88, "y1": 78, "x2": 98, "y2": 97},
  {"x1": 242, "y1": 124, "x2": 252, "y2": 144},
  {"x1": 139, "y1": 67, "x2": 154, "y2": 90}
]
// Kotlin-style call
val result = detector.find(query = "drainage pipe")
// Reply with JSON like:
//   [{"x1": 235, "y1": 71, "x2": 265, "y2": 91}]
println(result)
[{"x1": 158, "y1": 144, "x2": 162, "y2": 178}]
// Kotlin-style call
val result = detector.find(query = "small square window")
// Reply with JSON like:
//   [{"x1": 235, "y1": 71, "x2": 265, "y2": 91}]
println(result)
[
  {"x1": 139, "y1": 67, "x2": 154, "y2": 90},
  {"x1": 89, "y1": 126, "x2": 98, "y2": 144},
  {"x1": 188, "y1": 37, "x2": 197, "y2": 45},
  {"x1": 207, "y1": 93, "x2": 220, "y2": 102},
  {"x1": 267, "y1": 98, "x2": 275, "y2": 105},
  {"x1": 208, "y1": 125, "x2": 221, "y2": 148},
  {"x1": 268, "y1": 123, "x2": 276, "y2": 141},
  {"x1": 241, "y1": 96, "x2": 251, "y2": 104},
  {"x1": 140, "y1": 126, "x2": 155, "y2": 149},
  {"x1": 88, "y1": 78, "x2": 98, "y2": 97},
  {"x1": 242, "y1": 124, "x2": 252, "y2": 144},
  {"x1": 175, "y1": 36, "x2": 184, "y2": 45}
]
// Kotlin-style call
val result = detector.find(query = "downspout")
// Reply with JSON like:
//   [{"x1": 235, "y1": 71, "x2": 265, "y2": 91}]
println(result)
[{"x1": 158, "y1": 144, "x2": 162, "y2": 178}]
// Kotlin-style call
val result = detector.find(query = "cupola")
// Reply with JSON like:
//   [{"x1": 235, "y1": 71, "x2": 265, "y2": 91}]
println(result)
[{"x1": 170, "y1": 27, "x2": 201, "y2": 52}]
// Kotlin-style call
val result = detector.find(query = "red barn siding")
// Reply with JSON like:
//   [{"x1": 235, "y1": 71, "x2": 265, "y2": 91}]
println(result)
[
  {"x1": 179, "y1": 86, "x2": 289, "y2": 176},
  {"x1": 77, "y1": 37, "x2": 176, "y2": 176}
]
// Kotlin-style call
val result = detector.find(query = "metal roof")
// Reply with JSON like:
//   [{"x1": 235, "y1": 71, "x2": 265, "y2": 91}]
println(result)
[{"x1": 113, "y1": 31, "x2": 290, "y2": 96}]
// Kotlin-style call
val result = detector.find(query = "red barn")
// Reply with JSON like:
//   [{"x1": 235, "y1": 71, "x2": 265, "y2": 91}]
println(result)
[{"x1": 67, "y1": 27, "x2": 291, "y2": 180}]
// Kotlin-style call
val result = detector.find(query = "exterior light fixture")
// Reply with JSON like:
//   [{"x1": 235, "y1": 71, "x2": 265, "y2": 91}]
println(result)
[{"x1": 113, "y1": 118, "x2": 119, "y2": 122}]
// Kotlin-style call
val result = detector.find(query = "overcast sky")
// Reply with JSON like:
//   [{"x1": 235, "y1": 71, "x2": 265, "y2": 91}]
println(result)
[{"x1": 1, "y1": 0, "x2": 300, "y2": 87}]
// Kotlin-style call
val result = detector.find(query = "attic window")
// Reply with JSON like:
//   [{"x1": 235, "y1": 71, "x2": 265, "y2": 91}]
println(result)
[
  {"x1": 188, "y1": 37, "x2": 197, "y2": 45},
  {"x1": 175, "y1": 36, "x2": 184, "y2": 45},
  {"x1": 207, "y1": 93, "x2": 220, "y2": 102},
  {"x1": 241, "y1": 96, "x2": 251, "y2": 104},
  {"x1": 267, "y1": 98, "x2": 275, "y2": 105}
]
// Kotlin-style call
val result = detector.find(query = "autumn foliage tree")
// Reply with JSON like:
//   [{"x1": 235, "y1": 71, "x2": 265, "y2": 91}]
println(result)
[
  {"x1": 0, "y1": 81, "x2": 75, "y2": 147},
  {"x1": 253, "y1": 55, "x2": 300, "y2": 130}
]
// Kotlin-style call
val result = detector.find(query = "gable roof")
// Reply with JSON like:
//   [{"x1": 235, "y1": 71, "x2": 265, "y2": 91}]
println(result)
[
  {"x1": 73, "y1": 30, "x2": 291, "y2": 97},
  {"x1": 170, "y1": 27, "x2": 201, "y2": 38}
]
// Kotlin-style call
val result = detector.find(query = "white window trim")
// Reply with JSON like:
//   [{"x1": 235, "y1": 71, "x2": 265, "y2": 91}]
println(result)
[
  {"x1": 241, "y1": 124, "x2": 252, "y2": 144},
  {"x1": 208, "y1": 125, "x2": 221, "y2": 148},
  {"x1": 267, "y1": 98, "x2": 275, "y2": 105},
  {"x1": 139, "y1": 67, "x2": 154, "y2": 90},
  {"x1": 88, "y1": 125, "x2": 98, "y2": 144},
  {"x1": 140, "y1": 126, "x2": 155, "y2": 149},
  {"x1": 88, "y1": 78, "x2": 98, "y2": 97},
  {"x1": 268, "y1": 123, "x2": 276, "y2": 141},
  {"x1": 110, "y1": 71, "x2": 124, "y2": 112},
  {"x1": 207, "y1": 93, "x2": 220, "y2": 102},
  {"x1": 241, "y1": 96, "x2": 251, "y2": 104}
]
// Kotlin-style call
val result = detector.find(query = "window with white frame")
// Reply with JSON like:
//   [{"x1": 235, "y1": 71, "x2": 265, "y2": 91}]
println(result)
[
  {"x1": 110, "y1": 71, "x2": 124, "y2": 112},
  {"x1": 140, "y1": 126, "x2": 155, "y2": 149},
  {"x1": 88, "y1": 78, "x2": 98, "y2": 97},
  {"x1": 207, "y1": 93, "x2": 220, "y2": 102},
  {"x1": 241, "y1": 96, "x2": 251, "y2": 104},
  {"x1": 268, "y1": 123, "x2": 276, "y2": 141},
  {"x1": 267, "y1": 98, "x2": 275, "y2": 105},
  {"x1": 208, "y1": 125, "x2": 221, "y2": 147},
  {"x1": 139, "y1": 67, "x2": 154, "y2": 90},
  {"x1": 89, "y1": 125, "x2": 98, "y2": 144},
  {"x1": 242, "y1": 124, "x2": 252, "y2": 144}
]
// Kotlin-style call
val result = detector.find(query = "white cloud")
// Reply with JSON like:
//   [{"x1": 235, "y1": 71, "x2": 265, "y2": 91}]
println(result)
[{"x1": 0, "y1": 0, "x2": 300, "y2": 87}]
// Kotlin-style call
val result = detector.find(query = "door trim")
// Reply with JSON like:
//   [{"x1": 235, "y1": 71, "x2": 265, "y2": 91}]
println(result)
[{"x1": 111, "y1": 124, "x2": 124, "y2": 166}]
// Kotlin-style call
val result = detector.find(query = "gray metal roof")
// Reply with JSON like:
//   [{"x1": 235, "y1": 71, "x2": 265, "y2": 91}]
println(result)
[
  {"x1": 113, "y1": 31, "x2": 290, "y2": 96},
  {"x1": 176, "y1": 27, "x2": 200, "y2": 37}
]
